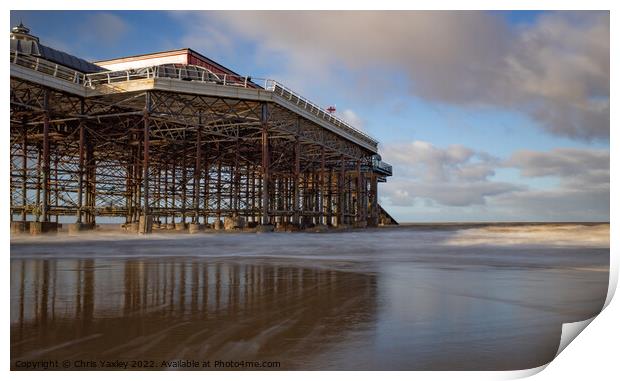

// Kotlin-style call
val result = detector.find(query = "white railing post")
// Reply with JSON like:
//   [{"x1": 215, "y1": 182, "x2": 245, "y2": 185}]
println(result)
[{"x1": 223, "y1": 74, "x2": 227, "y2": 86}]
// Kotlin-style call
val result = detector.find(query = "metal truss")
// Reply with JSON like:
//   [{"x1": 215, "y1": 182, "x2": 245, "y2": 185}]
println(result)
[{"x1": 10, "y1": 66, "x2": 384, "y2": 233}]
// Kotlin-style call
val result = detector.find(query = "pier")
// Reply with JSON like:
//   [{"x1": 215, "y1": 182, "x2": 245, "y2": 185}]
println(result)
[{"x1": 9, "y1": 24, "x2": 393, "y2": 234}]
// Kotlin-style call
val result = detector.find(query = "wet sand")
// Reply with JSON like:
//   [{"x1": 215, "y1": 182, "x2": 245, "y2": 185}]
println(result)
[{"x1": 10, "y1": 223, "x2": 609, "y2": 370}]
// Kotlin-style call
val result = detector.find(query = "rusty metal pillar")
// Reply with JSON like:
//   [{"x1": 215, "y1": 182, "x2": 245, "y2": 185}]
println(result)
[
  {"x1": 203, "y1": 154, "x2": 210, "y2": 224},
  {"x1": 338, "y1": 155, "x2": 345, "y2": 226},
  {"x1": 347, "y1": 169, "x2": 353, "y2": 225},
  {"x1": 127, "y1": 145, "x2": 134, "y2": 224},
  {"x1": 41, "y1": 91, "x2": 50, "y2": 223},
  {"x1": 234, "y1": 139, "x2": 240, "y2": 215},
  {"x1": 361, "y1": 172, "x2": 368, "y2": 225},
  {"x1": 245, "y1": 162, "x2": 250, "y2": 221},
  {"x1": 327, "y1": 168, "x2": 333, "y2": 226},
  {"x1": 156, "y1": 163, "x2": 161, "y2": 225},
  {"x1": 228, "y1": 164, "x2": 233, "y2": 218},
  {"x1": 251, "y1": 166, "x2": 256, "y2": 222},
  {"x1": 53, "y1": 153, "x2": 59, "y2": 223},
  {"x1": 135, "y1": 137, "x2": 141, "y2": 223},
  {"x1": 181, "y1": 146, "x2": 188, "y2": 225},
  {"x1": 140, "y1": 92, "x2": 152, "y2": 233},
  {"x1": 216, "y1": 160, "x2": 222, "y2": 226},
  {"x1": 35, "y1": 147, "x2": 41, "y2": 222},
  {"x1": 301, "y1": 173, "x2": 308, "y2": 225},
  {"x1": 319, "y1": 147, "x2": 326, "y2": 225},
  {"x1": 356, "y1": 160, "x2": 362, "y2": 226},
  {"x1": 126, "y1": 162, "x2": 132, "y2": 224},
  {"x1": 21, "y1": 118, "x2": 28, "y2": 222},
  {"x1": 370, "y1": 173, "x2": 378, "y2": 227},
  {"x1": 164, "y1": 160, "x2": 169, "y2": 225},
  {"x1": 86, "y1": 139, "x2": 96, "y2": 225},
  {"x1": 261, "y1": 103, "x2": 270, "y2": 226},
  {"x1": 293, "y1": 137, "x2": 301, "y2": 225},
  {"x1": 215, "y1": 157, "x2": 222, "y2": 224},
  {"x1": 312, "y1": 172, "x2": 318, "y2": 225},
  {"x1": 171, "y1": 158, "x2": 177, "y2": 225},
  {"x1": 193, "y1": 126, "x2": 202, "y2": 223},
  {"x1": 77, "y1": 120, "x2": 85, "y2": 223}
]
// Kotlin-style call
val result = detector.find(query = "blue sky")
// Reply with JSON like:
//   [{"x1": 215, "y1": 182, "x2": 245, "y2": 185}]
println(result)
[{"x1": 10, "y1": 10, "x2": 610, "y2": 222}]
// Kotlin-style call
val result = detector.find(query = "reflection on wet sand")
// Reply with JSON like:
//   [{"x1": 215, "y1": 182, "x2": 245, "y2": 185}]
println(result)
[
  {"x1": 10, "y1": 224, "x2": 610, "y2": 370},
  {"x1": 11, "y1": 259, "x2": 377, "y2": 369}
]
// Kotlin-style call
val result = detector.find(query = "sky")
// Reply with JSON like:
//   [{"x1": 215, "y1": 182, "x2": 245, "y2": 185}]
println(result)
[{"x1": 10, "y1": 10, "x2": 610, "y2": 222}]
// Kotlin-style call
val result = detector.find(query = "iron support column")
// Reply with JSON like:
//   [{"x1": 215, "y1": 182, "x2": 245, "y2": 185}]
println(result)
[
  {"x1": 261, "y1": 103, "x2": 270, "y2": 225},
  {"x1": 338, "y1": 155, "x2": 345, "y2": 226},
  {"x1": 320, "y1": 147, "x2": 325, "y2": 225},
  {"x1": 141, "y1": 93, "x2": 151, "y2": 233},
  {"x1": 327, "y1": 168, "x2": 333, "y2": 225},
  {"x1": 21, "y1": 118, "x2": 28, "y2": 222},
  {"x1": 293, "y1": 137, "x2": 300, "y2": 225},
  {"x1": 41, "y1": 91, "x2": 50, "y2": 222},
  {"x1": 356, "y1": 160, "x2": 362, "y2": 225},
  {"x1": 77, "y1": 120, "x2": 85, "y2": 223},
  {"x1": 370, "y1": 174, "x2": 378, "y2": 226},
  {"x1": 194, "y1": 126, "x2": 202, "y2": 223}
]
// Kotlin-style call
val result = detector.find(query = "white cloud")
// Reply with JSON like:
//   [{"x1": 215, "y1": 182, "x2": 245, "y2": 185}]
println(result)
[
  {"x1": 378, "y1": 141, "x2": 609, "y2": 220},
  {"x1": 505, "y1": 148, "x2": 609, "y2": 194},
  {"x1": 179, "y1": 11, "x2": 609, "y2": 141},
  {"x1": 490, "y1": 187, "x2": 609, "y2": 221},
  {"x1": 338, "y1": 109, "x2": 365, "y2": 131},
  {"x1": 380, "y1": 140, "x2": 520, "y2": 207}
]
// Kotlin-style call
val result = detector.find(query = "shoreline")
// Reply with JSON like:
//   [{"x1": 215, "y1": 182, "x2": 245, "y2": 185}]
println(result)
[{"x1": 9, "y1": 221, "x2": 610, "y2": 238}]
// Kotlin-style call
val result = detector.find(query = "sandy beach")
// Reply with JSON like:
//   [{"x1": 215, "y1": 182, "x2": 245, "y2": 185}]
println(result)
[{"x1": 10, "y1": 223, "x2": 609, "y2": 370}]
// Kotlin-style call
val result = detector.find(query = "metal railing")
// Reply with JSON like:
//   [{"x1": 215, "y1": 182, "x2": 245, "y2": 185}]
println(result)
[
  {"x1": 366, "y1": 156, "x2": 393, "y2": 176},
  {"x1": 84, "y1": 64, "x2": 258, "y2": 89},
  {"x1": 264, "y1": 80, "x2": 378, "y2": 148},
  {"x1": 10, "y1": 50, "x2": 87, "y2": 85},
  {"x1": 11, "y1": 54, "x2": 378, "y2": 149},
  {"x1": 374, "y1": 161, "x2": 393, "y2": 176},
  {"x1": 84, "y1": 64, "x2": 377, "y2": 148}
]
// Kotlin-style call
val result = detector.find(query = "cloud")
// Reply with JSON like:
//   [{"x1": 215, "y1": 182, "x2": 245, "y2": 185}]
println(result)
[
  {"x1": 79, "y1": 12, "x2": 129, "y2": 46},
  {"x1": 170, "y1": 11, "x2": 234, "y2": 56},
  {"x1": 384, "y1": 140, "x2": 497, "y2": 182},
  {"x1": 383, "y1": 179, "x2": 521, "y2": 207},
  {"x1": 490, "y1": 187, "x2": 609, "y2": 221},
  {"x1": 506, "y1": 148, "x2": 609, "y2": 189},
  {"x1": 180, "y1": 11, "x2": 609, "y2": 141},
  {"x1": 497, "y1": 147, "x2": 609, "y2": 220},
  {"x1": 378, "y1": 141, "x2": 608, "y2": 221},
  {"x1": 380, "y1": 140, "x2": 521, "y2": 207},
  {"x1": 338, "y1": 109, "x2": 365, "y2": 131}
]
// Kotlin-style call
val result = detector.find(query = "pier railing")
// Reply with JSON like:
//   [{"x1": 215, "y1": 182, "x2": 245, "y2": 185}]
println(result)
[
  {"x1": 11, "y1": 53, "x2": 379, "y2": 150},
  {"x1": 11, "y1": 51, "x2": 88, "y2": 84},
  {"x1": 263, "y1": 80, "x2": 378, "y2": 148},
  {"x1": 85, "y1": 64, "x2": 378, "y2": 148}
]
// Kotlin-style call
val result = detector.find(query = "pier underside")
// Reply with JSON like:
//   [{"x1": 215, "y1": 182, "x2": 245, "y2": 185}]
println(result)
[{"x1": 10, "y1": 72, "x2": 388, "y2": 233}]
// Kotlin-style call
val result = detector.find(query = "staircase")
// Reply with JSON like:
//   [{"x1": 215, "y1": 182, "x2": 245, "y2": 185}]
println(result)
[{"x1": 378, "y1": 204, "x2": 398, "y2": 225}]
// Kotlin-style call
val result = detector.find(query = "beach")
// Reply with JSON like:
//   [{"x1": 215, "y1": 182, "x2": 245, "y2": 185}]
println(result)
[{"x1": 10, "y1": 223, "x2": 609, "y2": 370}]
